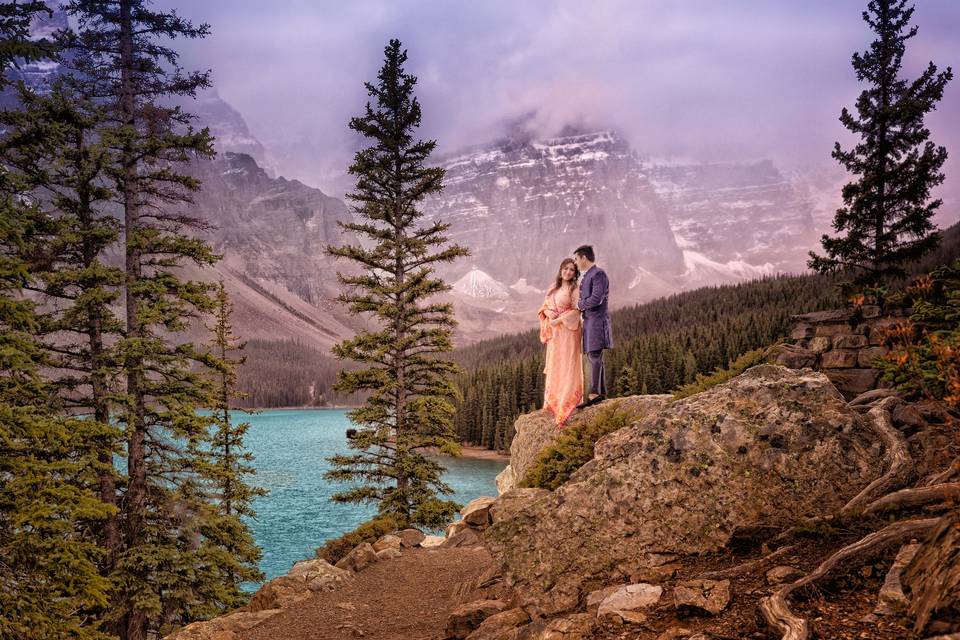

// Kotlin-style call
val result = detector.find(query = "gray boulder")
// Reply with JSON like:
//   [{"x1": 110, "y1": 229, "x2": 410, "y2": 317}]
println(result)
[{"x1": 485, "y1": 365, "x2": 884, "y2": 615}]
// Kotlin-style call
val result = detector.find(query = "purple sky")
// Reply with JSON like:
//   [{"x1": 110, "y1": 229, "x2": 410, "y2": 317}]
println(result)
[{"x1": 161, "y1": 0, "x2": 959, "y2": 220}]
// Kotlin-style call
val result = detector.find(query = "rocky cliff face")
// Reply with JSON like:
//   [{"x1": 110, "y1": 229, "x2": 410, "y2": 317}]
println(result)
[
  {"x1": 484, "y1": 365, "x2": 885, "y2": 616},
  {"x1": 420, "y1": 130, "x2": 819, "y2": 312},
  {"x1": 182, "y1": 151, "x2": 361, "y2": 346},
  {"x1": 421, "y1": 131, "x2": 684, "y2": 302}
]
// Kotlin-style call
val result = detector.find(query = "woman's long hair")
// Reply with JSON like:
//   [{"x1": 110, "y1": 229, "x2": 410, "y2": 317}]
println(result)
[{"x1": 548, "y1": 258, "x2": 580, "y2": 294}]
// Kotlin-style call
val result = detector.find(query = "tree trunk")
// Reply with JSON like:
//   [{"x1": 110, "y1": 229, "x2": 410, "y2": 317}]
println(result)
[
  {"x1": 904, "y1": 513, "x2": 960, "y2": 635},
  {"x1": 118, "y1": 1, "x2": 148, "y2": 639}
]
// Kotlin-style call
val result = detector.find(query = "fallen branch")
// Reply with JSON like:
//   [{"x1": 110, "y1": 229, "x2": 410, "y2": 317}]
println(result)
[
  {"x1": 864, "y1": 483, "x2": 960, "y2": 516},
  {"x1": 698, "y1": 544, "x2": 799, "y2": 580},
  {"x1": 760, "y1": 518, "x2": 940, "y2": 640},
  {"x1": 842, "y1": 398, "x2": 915, "y2": 514}
]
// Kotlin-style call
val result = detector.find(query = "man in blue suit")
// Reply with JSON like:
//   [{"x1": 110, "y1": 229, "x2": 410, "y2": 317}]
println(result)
[{"x1": 574, "y1": 245, "x2": 613, "y2": 408}]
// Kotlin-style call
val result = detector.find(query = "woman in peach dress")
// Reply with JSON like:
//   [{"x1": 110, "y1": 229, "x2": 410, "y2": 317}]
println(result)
[{"x1": 539, "y1": 258, "x2": 583, "y2": 427}]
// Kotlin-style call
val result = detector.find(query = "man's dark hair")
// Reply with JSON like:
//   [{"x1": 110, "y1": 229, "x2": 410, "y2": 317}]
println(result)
[{"x1": 574, "y1": 245, "x2": 595, "y2": 262}]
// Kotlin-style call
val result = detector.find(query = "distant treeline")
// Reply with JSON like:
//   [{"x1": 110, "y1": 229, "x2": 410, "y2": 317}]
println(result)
[
  {"x1": 237, "y1": 339, "x2": 364, "y2": 408},
  {"x1": 451, "y1": 222, "x2": 960, "y2": 451}
]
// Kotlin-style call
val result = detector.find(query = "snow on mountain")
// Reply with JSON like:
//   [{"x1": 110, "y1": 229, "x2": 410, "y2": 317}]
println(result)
[
  {"x1": 424, "y1": 129, "x2": 684, "y2": 304},
  {"x1": 453, "y1": 267, "x2": 511, "y2": 299},
  {"x1": 643, "y1": 158, "x2": 817, "y2": 274},
  {"x1": 510, "y1": 278, "x2": 542, "y2": 295}
]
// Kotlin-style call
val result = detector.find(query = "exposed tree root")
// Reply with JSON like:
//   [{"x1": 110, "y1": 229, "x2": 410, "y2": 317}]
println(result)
[
  {"x1": 924, "y1": 462, "x2": 960, "y2": 486},
  {"x1": 863, "y1": 483, "x2": 960, "y2": 515},
  {"x1": 842, "y1": 398, "x2": 915, "y2": 514},
  {"x1": 760, "y1": 518, "x2": 940, "y2": 640},
  {"x1": 698, "y1": 544, "x2": 799, "y2": 580}
]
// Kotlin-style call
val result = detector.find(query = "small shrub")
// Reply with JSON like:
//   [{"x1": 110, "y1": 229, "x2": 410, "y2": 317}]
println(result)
[
  {"x1": 877, "y1": 261, "x2": 960, "y2": 406},
  {"x1": 520, "y1": 404, "x2": 638, "y2": 490},
  {"x1": 315, "y1": 514, "x2": 400, "y2": 565},
  {"x1": 672, "y1": 345, "x2": 775, "y2": 399}
]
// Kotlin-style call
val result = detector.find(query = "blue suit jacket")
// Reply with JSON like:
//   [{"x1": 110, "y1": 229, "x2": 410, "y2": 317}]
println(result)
[{"x1": 578, "y1": 265, "x2": 613, "y2": 352}]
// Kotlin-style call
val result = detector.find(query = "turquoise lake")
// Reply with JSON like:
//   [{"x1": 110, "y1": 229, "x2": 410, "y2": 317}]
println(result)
[{"x1": 243, "y1": 408, "x2": 507, "y2": 583}]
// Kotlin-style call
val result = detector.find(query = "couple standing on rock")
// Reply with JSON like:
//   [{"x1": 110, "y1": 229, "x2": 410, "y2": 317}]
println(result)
[{"x1": 538, "y1": 245, "x2": 613, "y2": 427}]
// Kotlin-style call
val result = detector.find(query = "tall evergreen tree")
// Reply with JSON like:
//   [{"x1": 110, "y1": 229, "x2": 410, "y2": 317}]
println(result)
[
  {"x1": 60, "y1": 2, "x2": 240, "y2": 637},
  {"x1": 195, "y1": 281, "x2": 265, "y2": 611},
  {"x1": 326, "y1": 39, "x2": 469, "y2": 529},
  {"x1": 809, "y1": 0, "x2": 953, "y2": 286},
  {"x1": 0, "y1": 6, "x2": 112, "y2": 637},
  {"x1": 0, "y1": 77, "x2": 126, "y2": 583}
]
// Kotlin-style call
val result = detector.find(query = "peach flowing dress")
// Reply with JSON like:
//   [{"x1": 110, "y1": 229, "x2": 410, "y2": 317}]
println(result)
[{"x1": 539, "y1": 284, "x2": 583, "y2": 427}]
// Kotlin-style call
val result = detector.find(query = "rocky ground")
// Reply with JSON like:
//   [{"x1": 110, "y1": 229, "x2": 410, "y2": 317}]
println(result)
[
  {"x1": 168, "y1": 363, "x2": 959, "y2": 640},
  {"x1": 241, "y1": 546, "x2": 500, "y2": 640}
]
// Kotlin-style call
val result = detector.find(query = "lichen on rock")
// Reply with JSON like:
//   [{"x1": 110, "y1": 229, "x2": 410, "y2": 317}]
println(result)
[{"x1": 485, "y1": 364, "x2": 885, "y2": 616}]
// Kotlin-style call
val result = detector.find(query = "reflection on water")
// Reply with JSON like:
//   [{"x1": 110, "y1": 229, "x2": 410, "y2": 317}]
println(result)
[{"x1": 243, "y1": 409, "x2": 507, "y2": 583}]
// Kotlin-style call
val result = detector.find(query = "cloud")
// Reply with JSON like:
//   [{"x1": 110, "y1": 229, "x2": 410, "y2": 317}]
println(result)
[{"x1": 160, "y1": 0, "x2": 960, "y2": 218}]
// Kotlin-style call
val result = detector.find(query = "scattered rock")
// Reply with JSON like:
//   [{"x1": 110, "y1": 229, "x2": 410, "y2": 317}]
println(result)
[
  {"x1": 766, "y1": 565, "x2": 805, "y2": 585},
  {"x1": 163, "y1": 610, "x2": 279, "y2": 640},
  {"x1": 248, "y1": 560, "x2": 352, "y2": 612},
  {"x1": 656, "y1": 627, "x2": 694, "y2": 640},
  {"x1": 597, "y1": 583, "x2": 663, "y2": 618},
  {"x1": 539, "y1": 613, "x2": 596, "y2": 639},
  {"x1": 462, "y1": 496, "x2": 497, "y2": 527},
  {"x1": 915, "y1": 400, "x2": 952, "y2": 424},
  {"x1": 445, "y1": 600, "x2": 510, "y2": 639},
  {"x1": 335, "y1": 543, "x2": 379, "y2": 572},
  {"x1": 465, "y1": 608, "x2": 531, "y2": 640},
  {"x1": 398, "y1": 528, "x2": 426, "y2": 547},
  {"x1": 375, "y1": 547, "x2": 402, "y2": 560},
  {"x1": 892, "y1": 403, "x2": 927, "y2": 431},
  {"x1": 372, "y1": 534, "x2": 401, "y2": 553},
  {"x1": 447, "y1": 520, "x2": 471, "y2": 538},
  {"x1": 673, "y1": 579, "x2": 731, "y2": 616},
  {"x1": 631, "y1": 562, "x2": 680, "y2": 584},
  {"x1": 585, "y1": 585, "x2": 623, "y2": 612},
  {"x1": 442, "y1": 527, "x2": 482, "y2": 548},
  {"x1": 485, "y1": 366, "x2": 884, "y2": 615},
  {"x1": 336, "y1": 622, "x2": 365, "y2": 637}
]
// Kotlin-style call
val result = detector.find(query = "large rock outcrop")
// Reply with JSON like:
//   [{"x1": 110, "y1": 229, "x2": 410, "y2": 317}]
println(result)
[
  {"x1": 495, "y1": 394, "x2": 673, "y2": 493},
  {"x1": 485, "y1": 365, "x2": 885, "y2": 615}
]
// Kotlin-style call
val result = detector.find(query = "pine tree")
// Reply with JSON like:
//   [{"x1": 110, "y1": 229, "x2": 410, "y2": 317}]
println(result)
[
  {"x1": 326, "y1": 39, "x2": 469, "y2": 529},
  {"x1": 0, "y1": 76, "x2": 126, "y2": 584},
  {"x1": 0, "y1": 7, "x2": 114, "y2": 638},
  {"x1": 61, "y1": 2, "x2": 229, "y2": 637},
  {"x1": 809, "y1": 0, "x2": 953, "y2": 286},
  {"x1": 195, "y1": 282, "x2": 265, "y2": 611}
]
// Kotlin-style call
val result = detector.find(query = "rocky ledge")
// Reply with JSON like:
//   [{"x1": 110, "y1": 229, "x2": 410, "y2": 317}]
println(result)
[{"x1": 485, "y1": 364, "x2": 885, "y2": 616}]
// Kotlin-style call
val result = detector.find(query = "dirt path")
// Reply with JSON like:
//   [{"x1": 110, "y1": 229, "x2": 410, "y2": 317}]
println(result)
[{"x1": 241, "y1": 546, "x2": 497, "y2": 640}]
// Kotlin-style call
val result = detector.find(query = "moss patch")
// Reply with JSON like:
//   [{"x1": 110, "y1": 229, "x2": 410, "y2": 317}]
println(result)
[{"x1": 519, "y1": 403, "x2": 639, "y2": 490}]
